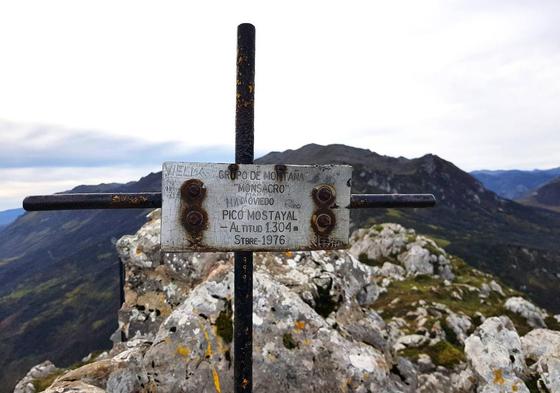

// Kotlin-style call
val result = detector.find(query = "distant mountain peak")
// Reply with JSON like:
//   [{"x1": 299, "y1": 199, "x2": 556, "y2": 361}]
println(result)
[
  {"x1": 472, "y1": 166, "x2": 560, "y2": 200},
  {"x1": 518, "y1": 176, "x2": 560, "y2": 212}
]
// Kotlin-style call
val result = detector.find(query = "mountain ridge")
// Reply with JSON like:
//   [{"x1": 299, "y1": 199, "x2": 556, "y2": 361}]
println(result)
[
  {"x1": 471, "y1": 166, "x2": 560, "y2": 200},
  {"x1": 518, "y1": 176, "x2": 560, "y2": 213},
  {"x1": 0, "y1": 208, "x2": 24, "y2": 230}
]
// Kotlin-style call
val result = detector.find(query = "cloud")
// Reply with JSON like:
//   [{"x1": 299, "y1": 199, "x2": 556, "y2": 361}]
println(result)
[
  {"x1": 0, "y1": 121, "x2": 244, "y2": 209},
  {"x1": 0, "y1": 166, "x2": 152, "y2": 210},
  {"x1": 0, "y1": 120, "x2": 234, "y2": 168}
]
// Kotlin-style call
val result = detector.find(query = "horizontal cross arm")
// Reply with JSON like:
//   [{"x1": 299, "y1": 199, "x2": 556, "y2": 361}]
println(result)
[
  {"x1": 23, "y1": 192, "x2": 435, "y2": 211},
  {"x1": 23, "y1": 193, "x2": 162, "y2": 211}
]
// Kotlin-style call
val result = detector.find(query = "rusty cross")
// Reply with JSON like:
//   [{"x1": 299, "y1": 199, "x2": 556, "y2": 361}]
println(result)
[{"x1": 23, "y1": 24, "x2": 435, "y2": 393}]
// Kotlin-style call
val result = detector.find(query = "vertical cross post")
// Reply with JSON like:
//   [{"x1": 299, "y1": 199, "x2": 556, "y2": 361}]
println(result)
[{"x1": 234, "y1": 23, "x2": 255, "y2": 393}]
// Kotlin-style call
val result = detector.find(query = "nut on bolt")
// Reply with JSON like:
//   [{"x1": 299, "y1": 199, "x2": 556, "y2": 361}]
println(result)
[
  {"x1": 186, "y1": 210, "x2": 203, "y2": 226},
  {"x1": 311, "y1": 209, "x2": 336, "y2": 235},
  {"x1": 181, "y1": 208, "x2": 207, "y2": 232},
  {"x1": 180, "y1": 179, "x2": 206, "y2": 202},
  {"x1": 312, "y1": 184, "x2": 336, "y2": 207},
  {"x1": 316, "y1": 213, "x2": 332, "y2": 228}
]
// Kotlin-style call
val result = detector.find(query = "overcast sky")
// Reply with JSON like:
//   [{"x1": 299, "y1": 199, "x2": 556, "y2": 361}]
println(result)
[{"x1": 0, "y1": 0, "x2": 559, "y2": 209}]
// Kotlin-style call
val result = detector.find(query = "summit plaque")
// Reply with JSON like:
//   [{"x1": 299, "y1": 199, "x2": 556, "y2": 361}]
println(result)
[{"x1": 161, "y1": 162, "x2": 352, "y2": 252}]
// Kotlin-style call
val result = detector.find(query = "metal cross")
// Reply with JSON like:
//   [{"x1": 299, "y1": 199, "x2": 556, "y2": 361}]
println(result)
[{"x1": 23, "y1": 23, "x2": 435, "y2": 393}]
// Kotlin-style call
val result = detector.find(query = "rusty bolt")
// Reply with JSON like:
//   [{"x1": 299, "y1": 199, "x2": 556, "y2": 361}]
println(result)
[
  {"x1": 186, "y1": 210, "x2": 204, "y2": 227},
  {"x1": 228, "y1": 163, "x2": 239, "y2": 180},
  {"x1": 317, "y1": 213, "x2": 332, "y2": 228},
  {"x1": 187, "y1": 183, "x2": 201, "y2": 198},
  {"x1": 312, "y1": 184, "x2": 336, "y2": 207},
  {"x1": 311, "y1": 209, "x2": 336, "y2": 236},
  {"x1": 180, "y1": 179, "x2": 205, "y2": 202},
  {"x1": 317, "y1": 186, "x2": 333, "y2": 203}
]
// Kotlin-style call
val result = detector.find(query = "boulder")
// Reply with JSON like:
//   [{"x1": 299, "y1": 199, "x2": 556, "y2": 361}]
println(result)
[
  {"x1": 44, "y1": 381, "x2": 105, "y2": 393},
  {"x1": 445, "y1": 312, "x2": 472, "y2": 344},
  {"x1": 464, "y1": 317, "x2": 528, "y2": 393},
  {"x1": 13, "y1": 361, "x2": 59, "y2": 393},
  {"x1": 504, "y1": 297, "x2": 547, "y2": 329},
  {"x1": 522, "y1": 329, "x2": 560, "y2": 392},
  {"x1": 349, "y1": 224, "x2": 409, "y2": 260},
  {"x1": 399, "y1": 245, "x2": 434, "y2": 276},
  {"x1": 143, "y1": 269, "x2": 404, "y2": 392},
  {"x1": 350, "y1": 224, "x2": 453, "y2": 280}
]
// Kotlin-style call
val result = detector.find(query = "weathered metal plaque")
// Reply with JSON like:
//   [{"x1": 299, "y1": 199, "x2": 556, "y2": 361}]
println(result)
[{"x1": 161, "y1": 162, "x2": 352, "y2": 252}]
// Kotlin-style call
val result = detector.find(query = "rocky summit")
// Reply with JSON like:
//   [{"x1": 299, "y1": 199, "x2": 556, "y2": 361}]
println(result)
[{"x1": 15, "y1": 211, "x2": 560, "y2": 392}]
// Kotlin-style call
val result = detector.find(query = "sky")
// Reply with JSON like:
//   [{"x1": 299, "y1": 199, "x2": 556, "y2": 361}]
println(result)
[{"x1": 0, "y1": 0, "x2": 559, "y2": 210}]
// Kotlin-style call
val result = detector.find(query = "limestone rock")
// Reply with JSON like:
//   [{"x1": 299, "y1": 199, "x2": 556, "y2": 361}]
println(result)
[
  {"x1": 417, "y1": 354, "x2": 435, "y2": 373},
  {"x1": 379, "y1": 262, "x2": 406, "y2": 280},
  {"x1": 45, "y1": 340, "x2": 150, "y2": 393},
  {"x1": 350, "y1": 224, "x2": 453, "y2": 280},
  {"x1": 504, "y1": 297, "x2": 547, "y2": 329},
  {"x1": 522, "y1": 329, "x2": 560, "y2": 361},
  {"x1": 144, "y1": 269, "x2": 403, "y2": 392},
  {"x1": 445, "y1": 312, "x2": 472, "y2": 344},
  {"x1": 350, "y1": 224, "x2": 409, "y2": 261},
  {"x1": 464, "y1": 317, "x2": 529, "y2": 393},
  {"x1": 393, "y1": 334, "x2": 429, "y2": 352},
  {"x1": 44, "y1": 381, "x2": 105, "y2": 393},
  {"x1": 116, "y1": 210, "x2": 230, "y2": 342},
  {"x1": 522, "y1": 329, "x2": 560, "y2": 392},
  {"x1": 399, "y1": 245, "x2": 434, "y2": 276},
  {"x1": 488, "y1": 280, "x2": 504, "y2": 297},
  {"x1": 13, "y1": 361, "x2": 59, "y2": 393}
]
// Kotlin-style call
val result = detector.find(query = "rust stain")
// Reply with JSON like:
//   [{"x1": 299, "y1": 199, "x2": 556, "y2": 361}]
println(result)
[
  {"x1": 181, "y1": 208, "x2": 208, "y2": 234},
  {"x1": 179, "y1": 179, "x2": 208, "y2": 244},
  {"x1": 180, "y1": 179, "x2": 206, "y2": 203},
  {"x1": 228, "y1": 163, "x2": 239, "y2": 180},
  {"x1": 274, "y1": 164, "x2": 287, "y2": 181},
  {"x1": 111, "y1": 194, "x2": 148, "y2": 205},
  {"x1": 312, "y1": 184, "x2": 336, "y2": 206},
  {"x1": 241, "y1": 378, "x2": 249, "y2": 388},
  {"x1": 294, "y1": 321, "x2": 305, "y2": 330},
  {"x1": 310, "y1": 208, "x2": 336, "y2": 236},
  {"x1": 493, "y1": 369, "x2": 505, "y2": 385}
]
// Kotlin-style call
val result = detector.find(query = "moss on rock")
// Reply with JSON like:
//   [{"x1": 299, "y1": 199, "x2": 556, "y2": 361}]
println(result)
[{"x1": 215, "y1": 300, "x2": 233, "y2": 344}]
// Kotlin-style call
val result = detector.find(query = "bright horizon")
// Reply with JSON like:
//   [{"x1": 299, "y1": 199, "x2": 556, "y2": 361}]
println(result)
[{"x1": 1, "y1": 0, "x2": 560, "y2": 209}]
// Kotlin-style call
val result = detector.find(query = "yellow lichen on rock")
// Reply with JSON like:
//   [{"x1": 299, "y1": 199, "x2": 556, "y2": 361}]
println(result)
[
  {"x1": 176, "y1": 345, "x2": 190, "y2": 357},
  {"x1": 211, "y1": 367, "x2": 222, "y2": 393},
  {"x1": 493, "y1": 368, "x2": 505, "y2": 385}
]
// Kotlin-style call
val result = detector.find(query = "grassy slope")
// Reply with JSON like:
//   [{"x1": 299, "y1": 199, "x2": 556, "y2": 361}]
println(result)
[
  {"x1": 0, "y1": 174, "x2": 160, "y2": 393},
  {"x1": 364, "y1": 235, "x2": 560, "y2": 373}
]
